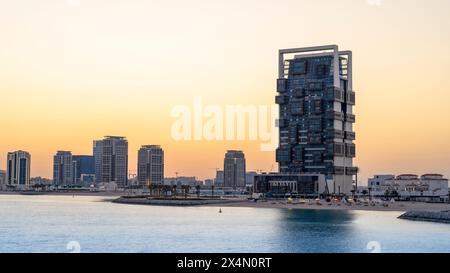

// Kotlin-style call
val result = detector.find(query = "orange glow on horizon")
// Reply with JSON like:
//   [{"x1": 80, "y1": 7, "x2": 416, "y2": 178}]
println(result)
[{"x1": 1, "y1": 0, "x2": 450, "y2": 184}]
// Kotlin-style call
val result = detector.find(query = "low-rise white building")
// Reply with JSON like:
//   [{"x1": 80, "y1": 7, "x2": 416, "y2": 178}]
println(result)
[
  {"x1": 368, "y1": 175, "x2": 395, "y2": 188},
  {"x1": 97, "y1": 182, "x2": 118, "y2": 192},
  {"x1": 368, "y1": 174, "x2": 449, "y2": 202},
  {"x1": 203, "y1": 179, "x2": 214, "y2": 187}
]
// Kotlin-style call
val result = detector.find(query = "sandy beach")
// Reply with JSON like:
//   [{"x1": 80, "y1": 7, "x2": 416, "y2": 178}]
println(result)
[{"x1": 209, "y1": 199, "x2": 450, "y2": 212}]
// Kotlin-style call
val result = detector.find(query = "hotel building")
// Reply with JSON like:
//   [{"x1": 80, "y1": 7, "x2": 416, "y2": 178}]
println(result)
[
  {"x1": 255, "y1": 45, "x2": 356, "y2": 196},
  {"x1": 368, "y1": 174, "x2": 449, "y2": 202},
  {"x1": 275, "y1": 45, "x2": 356, "y2": 195}
]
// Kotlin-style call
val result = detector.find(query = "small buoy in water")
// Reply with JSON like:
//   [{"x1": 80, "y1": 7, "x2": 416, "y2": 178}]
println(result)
[{"x1": 219, "y1": 208, "x2": 222, "y2": 213}]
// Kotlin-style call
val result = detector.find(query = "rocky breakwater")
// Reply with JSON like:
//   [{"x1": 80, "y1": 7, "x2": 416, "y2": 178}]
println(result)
[
  {"x1": 398, "y1": 210, "x2": 450, "y2": 224},
  {"x1": 112, "y1": 196, "x2": 244, "y2": 206}
]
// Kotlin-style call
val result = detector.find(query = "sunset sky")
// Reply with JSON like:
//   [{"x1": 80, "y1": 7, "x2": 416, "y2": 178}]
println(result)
[{"x1": 1, "y1": 0, "x2": 450, "y2": 184}]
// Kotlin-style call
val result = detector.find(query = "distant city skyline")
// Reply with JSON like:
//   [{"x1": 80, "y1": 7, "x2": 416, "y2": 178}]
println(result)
[{"x1": 1, "y1": 0, "x2": 450, "y2": 184}]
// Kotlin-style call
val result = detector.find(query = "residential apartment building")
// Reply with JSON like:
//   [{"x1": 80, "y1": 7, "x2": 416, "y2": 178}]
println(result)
[
  {"x1": 137, "y1": 145, "x2": 164, "y2": 187},
  {"x1": 6, "y1": 150, "x2": 31, "y2": 187},
  {"x1": 93, "y1": 136, "x2": 128, "y2": 188},
  {"x1": 223, "y1": 150, "x2": 246, "y2": 189}
]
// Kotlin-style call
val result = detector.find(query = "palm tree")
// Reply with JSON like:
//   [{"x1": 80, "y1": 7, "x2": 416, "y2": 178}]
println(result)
[
  {"x1": 182, "y1": 185, "x2": 191, "y2": 200},
  {"x1": 361, "y1": 189, "x2": 368, "y2": 197},
  {"x1": 149, "y1": 184, "x2": 154, "y2": 197},
  {"x1": 152, "y1": 184, "x2": 158, "y2": 197},
  {"x1": 156, "y1": 184, "x2": 162, "y2": 198},
  {"x1": 166, "y1": 185, "x2": 172, "y2": 198},
  {"x1": 147, "y1": 183, "x2": 153, "y2": 197},
  {"x1": 391, "y1": 190, "x2": 399, "y2": 200},
  {"x1": 195, "y1": 185, "x2": 201, "y2": 199},
  {"x1": 161, "y1": 185, "x2": 166, "y2": 198},
  {"x1": 172, "y1": 185, "x2": 177, "y2": 199},
  {"x1": 180, "y1": 185, "x2": 185, "y2": 199},
  {"x1": 167, "y1": 185, "x2": 172, "y2": 198}
]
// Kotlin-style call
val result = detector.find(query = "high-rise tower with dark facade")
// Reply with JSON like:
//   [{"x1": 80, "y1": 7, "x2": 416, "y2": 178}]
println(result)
[
  {"x1": 72, "y1": 155, "x2": 95, "y2": 185},
  {"x1": 275, "y1": 45, "x2": 356, "y2": 194}
]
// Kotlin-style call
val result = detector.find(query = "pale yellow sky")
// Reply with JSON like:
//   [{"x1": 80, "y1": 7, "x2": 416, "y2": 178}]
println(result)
[{"x1": 1, "y1": 0, "x2": 450, "y2": 184}]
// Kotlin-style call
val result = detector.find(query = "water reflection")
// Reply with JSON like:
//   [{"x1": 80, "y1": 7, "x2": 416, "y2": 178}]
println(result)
[
  {"x1": 271, "y1": 209, "x2": 358, "y2": 253},
  {"x1": 0, "y1": 195, "x2": 449, "y2": 253}
]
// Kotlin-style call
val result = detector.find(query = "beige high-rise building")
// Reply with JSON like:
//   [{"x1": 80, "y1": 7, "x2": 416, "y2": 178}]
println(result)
[
  {"x1": 6, "y1": 150, "x2": 31, "y2": 186},
  {"x1": 93, "y1": 136, "x2": 128, "y2": 188},
  {"x1": 137, "y1": 145, "x2": 164, "y2": 187},
  {"x1": 53, "y1": 151, "x2": 74, "y2": 186},
  {"x1": 223, "y1": 150, "x2": 246, "y2": 189}
]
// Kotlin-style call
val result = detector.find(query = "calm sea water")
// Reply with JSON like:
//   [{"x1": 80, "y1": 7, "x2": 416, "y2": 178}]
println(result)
[{"x1": 0, "y1": 195, "x2": 449, "y2": 253}]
